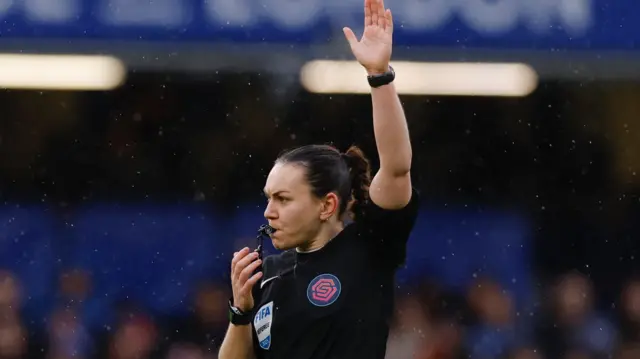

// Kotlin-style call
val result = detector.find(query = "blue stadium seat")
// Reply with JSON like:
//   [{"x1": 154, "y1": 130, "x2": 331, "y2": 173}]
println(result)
[
  {"x1": 0, "y1": 205, "x2": 56, "y2": 322},
  {"x1": 67, "y1": 204, "x2": 227, "y2": 318},
  {"x1": 398, "y1": 209, "x2": 533, "y2": 308}
]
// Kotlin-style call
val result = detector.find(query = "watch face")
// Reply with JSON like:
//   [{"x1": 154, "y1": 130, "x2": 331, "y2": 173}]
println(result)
[
  {"x1": 231, "y1": 306, "x2": 244, "y2": 315},
  {"x1": 368, "y1": 72, "x2": 394, "y2": 88}
]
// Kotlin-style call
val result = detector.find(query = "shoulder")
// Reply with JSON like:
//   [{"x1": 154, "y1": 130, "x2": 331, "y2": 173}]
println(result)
[
  {"x1": 351, "y1": 188, "x2": 421, "y2": 268},
  {"x1": 358, "y1": 187, "x2": 421, "y2": 229}
]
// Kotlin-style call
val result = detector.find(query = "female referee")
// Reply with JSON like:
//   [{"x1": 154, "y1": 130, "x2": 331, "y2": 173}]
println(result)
[{"x1": 219, "y1": 0, "x2": 418, "y2": 357}]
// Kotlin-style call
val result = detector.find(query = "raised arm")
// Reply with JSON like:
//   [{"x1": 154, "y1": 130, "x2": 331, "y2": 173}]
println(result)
[{"x1": 343, "y1": 0, "x2": 412, "y2": 210}]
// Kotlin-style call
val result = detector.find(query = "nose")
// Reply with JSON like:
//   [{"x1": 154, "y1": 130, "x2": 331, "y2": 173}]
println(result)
[{"x1": 264, "y1": 200, "x2": 278, "y2": 221}]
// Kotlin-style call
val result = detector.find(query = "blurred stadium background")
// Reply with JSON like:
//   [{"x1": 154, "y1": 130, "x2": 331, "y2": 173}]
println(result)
[{"x1": 0, "y1": 1, "x2": 639, "y2": 359}]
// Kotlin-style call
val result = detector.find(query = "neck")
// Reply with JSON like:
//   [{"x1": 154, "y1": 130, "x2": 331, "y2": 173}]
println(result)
[{"x1": 296, "y1": 221, "x2": 344, "y2": 253}]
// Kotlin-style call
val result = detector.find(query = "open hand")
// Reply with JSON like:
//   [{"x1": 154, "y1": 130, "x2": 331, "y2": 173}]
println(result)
[{"x1": 343, "y1": 0, "x2": 393, "y2": 75}]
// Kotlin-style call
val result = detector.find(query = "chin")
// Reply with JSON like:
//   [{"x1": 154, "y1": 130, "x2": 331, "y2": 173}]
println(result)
[{"x1": 271, "y1": 238, "x2": 293, "y2": 251}]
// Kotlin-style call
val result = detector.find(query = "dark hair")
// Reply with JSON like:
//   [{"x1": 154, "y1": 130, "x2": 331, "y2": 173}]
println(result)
[{"x1": 275, "y1": 144, "x2": 371, "y2": 221}]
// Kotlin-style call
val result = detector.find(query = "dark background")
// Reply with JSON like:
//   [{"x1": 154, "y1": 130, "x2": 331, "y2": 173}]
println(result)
[
  {"x1": 2, "y1": 0, "x2": 640, "y2": 358},
  {"x1": 2, "y1": 76, "x2": 640, "y2": 359}
]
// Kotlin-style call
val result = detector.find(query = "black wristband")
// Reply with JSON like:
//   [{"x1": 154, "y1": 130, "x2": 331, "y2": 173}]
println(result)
[
  {"x1": 367, "y1": 66, "x2": 395, "y2": 88},
  {"x1": 228, "y1": 299, "x2": 253, "y2": 326}
]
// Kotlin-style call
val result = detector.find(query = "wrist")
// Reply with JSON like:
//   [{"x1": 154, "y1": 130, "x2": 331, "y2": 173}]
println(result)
[
  {"x1": 229, "y1": 299, "x2": 253, "y2": 326},
  {"x1": 366, "y1": 66, "x2": 390, "y2": 76},
  {"x1": 232, "y1": 301, "x2": 252, "y2": 313},
  {"x1": 367, "y1": 65, "x2": 395, "y2": 88}
]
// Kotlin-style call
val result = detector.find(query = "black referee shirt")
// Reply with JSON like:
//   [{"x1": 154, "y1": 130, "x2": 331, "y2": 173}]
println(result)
[{"x1": 250, "y1": 189, "x2": 420, "y2": 359}]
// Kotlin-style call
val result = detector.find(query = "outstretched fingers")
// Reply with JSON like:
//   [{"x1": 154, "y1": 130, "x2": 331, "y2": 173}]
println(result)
[
  {"x1": 385, "y1": 9, "x2": 393, "y2": 34},
  {"x1": 377, "y1": 0, "x2": 386, "y2": 28},
  {"x1": 364, "y1": 0, "x2": 372, "y2": 27},
  {"x1": 365, "y1": 0, "x2": 390, "y2": 30},
  {"x1": 343, "y1": 27, "x2": 359, "y2": 47},
  {"x1": 370, "y1": 0, "x2": 379, "y2": 28}
]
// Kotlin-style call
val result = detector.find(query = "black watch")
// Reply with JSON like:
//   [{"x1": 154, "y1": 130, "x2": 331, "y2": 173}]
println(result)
[
  {"x1": 228, "y1": 299, "x2": 253, "y2": 326},
  {"x1": 367, "y1": 65, "x2": 395, "y2": 88}
]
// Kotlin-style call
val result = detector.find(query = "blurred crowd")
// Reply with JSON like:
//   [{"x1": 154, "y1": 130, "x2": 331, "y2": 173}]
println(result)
[
  {"x1": 1, "y1": 265, "x2": 640, "y2": 359},
  {"x1": 0, "y1": 267, "x2": 229, "y2": 359},
  {"x1": 388, "y1": 272, "x2": 631, "y2": 359}
]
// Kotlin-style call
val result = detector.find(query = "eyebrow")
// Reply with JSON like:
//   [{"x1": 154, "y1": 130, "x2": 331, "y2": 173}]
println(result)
[{"x1": 263, "y1": 189, "x2": 290, "y2": 196}]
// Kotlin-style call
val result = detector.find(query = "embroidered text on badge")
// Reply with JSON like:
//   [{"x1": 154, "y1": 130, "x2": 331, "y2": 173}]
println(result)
[{"x1": 254, "y1": 301, "x2": 273, "y2": 350}]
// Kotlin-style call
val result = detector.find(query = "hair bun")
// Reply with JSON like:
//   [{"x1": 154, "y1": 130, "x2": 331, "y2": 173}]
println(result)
[
  {"x1": 342, "y1": 146, "x2": 371, "y2": 221},
  {"x1": 340, "y1": 152, "x2": 352, "y2": 167}
]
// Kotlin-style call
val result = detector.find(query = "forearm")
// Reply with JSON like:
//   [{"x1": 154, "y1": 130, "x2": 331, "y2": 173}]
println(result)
[
  {"x1": 218, "y1": 324, "x2": 255, "y2": 359},
  {"x1": 371, "y1": 82, "x2": 412, "y2": 175}
]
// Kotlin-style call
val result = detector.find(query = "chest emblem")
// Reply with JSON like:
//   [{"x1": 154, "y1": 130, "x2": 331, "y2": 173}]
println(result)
[
  {"x1": 254, "y1": 301, "x2": 273, "y2": 350},
  {"x1": 307, "y1": 273, "x2": 341, "y2": 307}
]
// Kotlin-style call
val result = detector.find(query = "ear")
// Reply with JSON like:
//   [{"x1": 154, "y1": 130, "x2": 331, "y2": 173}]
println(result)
[{"x1": 319, "y1": 192, "x2": 339, "y2": 221}]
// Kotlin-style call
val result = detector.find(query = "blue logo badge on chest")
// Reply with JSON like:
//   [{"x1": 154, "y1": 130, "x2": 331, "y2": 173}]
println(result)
[
  {"x1": 307, "y1": 273, "x2": 341, "y2": 307},
  {"x1": 254, "y1": 301, "x2": 273, "y2": 350}
]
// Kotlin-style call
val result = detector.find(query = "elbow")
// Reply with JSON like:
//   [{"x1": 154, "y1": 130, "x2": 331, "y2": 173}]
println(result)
[
  {"x1": 381, "y1": 164, "x2": 411, "y2": 178},
  {"x1": 382, "y1": 152, "x2": 412, "y2": 176},
  {"x1": 392, "y1": 168, "x2": 411, "y2": 178},
  {"x1": 397, "y1": 152, "x2": 412, "y2": 175}
]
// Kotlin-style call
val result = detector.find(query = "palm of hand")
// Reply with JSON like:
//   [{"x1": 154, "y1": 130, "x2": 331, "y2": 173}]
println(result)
[{"x1": 343, "y1": 0, "x2": 393, "y2": 74}]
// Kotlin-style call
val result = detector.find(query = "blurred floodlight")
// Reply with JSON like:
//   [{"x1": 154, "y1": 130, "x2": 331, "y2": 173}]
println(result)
[
  {"x1": 300, "y1": 60, "x2": 538, "y2": 97},
  {"x1": 0, "y1": 54, "x2": 126, "y2": 90}
]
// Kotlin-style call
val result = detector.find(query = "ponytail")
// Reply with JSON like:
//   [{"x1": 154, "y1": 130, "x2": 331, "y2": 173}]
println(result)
[{"x1": 342, "y1": 146, "x2": 372, "y2": 221}]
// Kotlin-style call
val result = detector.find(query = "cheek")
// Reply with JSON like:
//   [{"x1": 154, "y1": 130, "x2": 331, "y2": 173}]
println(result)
[
  {"x1": 281, "y1": 201, "x2": 319, "y2": 233},
  {"x1": 281, "y1": 202, "x2": 311, "y2": 226}
]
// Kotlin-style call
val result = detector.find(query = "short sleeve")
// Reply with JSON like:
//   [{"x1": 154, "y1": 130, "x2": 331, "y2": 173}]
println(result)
[{"x1": 356, "y1": 188, "x2": 420, "y2": 268}]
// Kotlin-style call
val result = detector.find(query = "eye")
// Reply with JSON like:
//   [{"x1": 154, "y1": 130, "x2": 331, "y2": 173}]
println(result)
[{"x1": 275, "y1": 195, "x2": 289, "y2": 203}]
